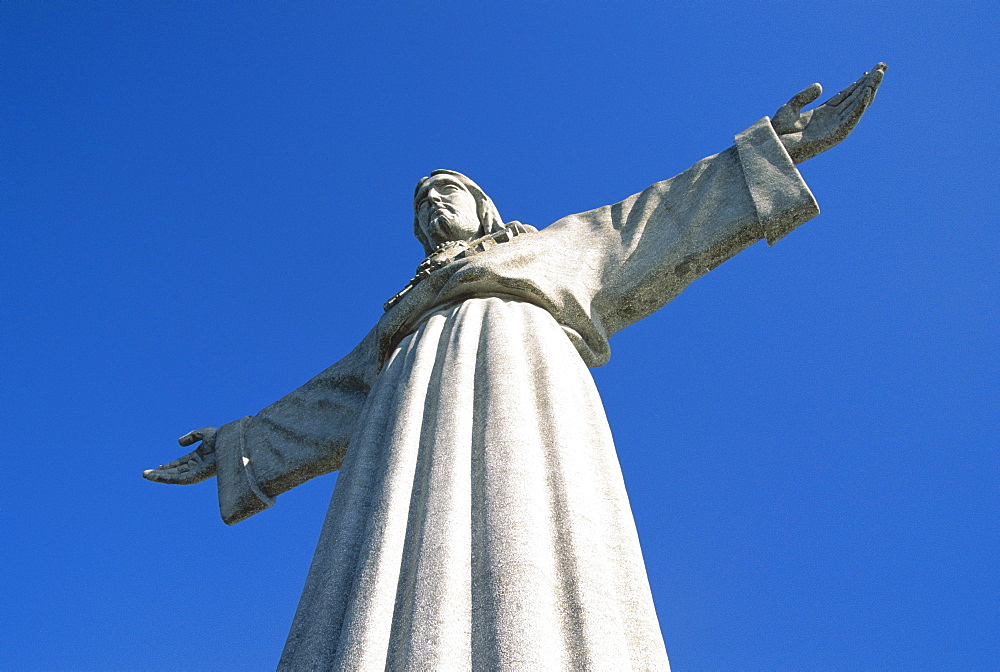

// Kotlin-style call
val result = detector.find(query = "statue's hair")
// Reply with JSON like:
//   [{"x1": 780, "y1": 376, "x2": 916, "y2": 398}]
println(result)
[{"x1": 413, "y1": 170, "x2": 505, "y2": 255}]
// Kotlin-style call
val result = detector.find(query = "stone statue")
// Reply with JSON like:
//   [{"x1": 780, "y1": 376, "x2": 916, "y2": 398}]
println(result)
[{"x1": 146, "y1": 64, "x2": 886, "y2": 670}]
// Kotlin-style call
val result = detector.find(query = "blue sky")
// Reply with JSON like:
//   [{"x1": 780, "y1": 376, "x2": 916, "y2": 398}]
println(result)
[{"x1": 3, "y1": 2, "x2": 997, "y2": 669}]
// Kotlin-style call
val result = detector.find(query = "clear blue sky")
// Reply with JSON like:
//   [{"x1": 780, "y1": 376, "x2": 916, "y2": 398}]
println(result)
[{"x1": 3, "y1": 2, "x2": 997, "y2": 669}]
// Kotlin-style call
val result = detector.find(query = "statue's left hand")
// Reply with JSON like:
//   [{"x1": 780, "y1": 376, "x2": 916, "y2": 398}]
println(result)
[
  {"x1": 143, "y1": 427, "x2": 218, "y2": 485},
  {"x1": 772, "y1": 62, "x2": 886, "y2": 164}
]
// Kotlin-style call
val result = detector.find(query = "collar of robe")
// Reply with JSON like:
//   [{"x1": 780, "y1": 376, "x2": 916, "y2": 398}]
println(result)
[{"x1": 383, "y1": 222, "x2": 537, "y2": 312}]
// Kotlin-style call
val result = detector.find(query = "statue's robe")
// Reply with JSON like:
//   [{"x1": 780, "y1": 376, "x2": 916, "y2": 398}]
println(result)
[{"x1": 211, "y1": 118, "x2": 819, "y2": 670}]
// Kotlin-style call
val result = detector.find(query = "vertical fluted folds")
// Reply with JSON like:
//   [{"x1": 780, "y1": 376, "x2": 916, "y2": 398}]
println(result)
[{"x1": 280, "y1": 296, "x2": 669, "y2": 671}]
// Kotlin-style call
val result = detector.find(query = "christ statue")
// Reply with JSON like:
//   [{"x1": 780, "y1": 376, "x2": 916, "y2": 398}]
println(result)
[{"x1": 146, "y1": 64, "x2": 886, "y2": 670}]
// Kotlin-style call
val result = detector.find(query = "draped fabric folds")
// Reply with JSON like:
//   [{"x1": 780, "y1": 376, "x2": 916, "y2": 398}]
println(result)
[
  {"x1": 207, "y1": 118, "x2": 821, "y2": 670},
  {"x1": 279, "y1": 298, "x2": 666, "y2": 670}
]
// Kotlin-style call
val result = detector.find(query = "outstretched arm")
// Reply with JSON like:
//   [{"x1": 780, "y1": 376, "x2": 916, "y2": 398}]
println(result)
[
  {"x1": 143, "y1": 326, "x2": 380, "y2": 524},
  {"x1": 538, "y1": 63, "x2": 886, "y2": 345},
  {"x1": 772, "y1": 63, "x2": 886, "y2": 164}
]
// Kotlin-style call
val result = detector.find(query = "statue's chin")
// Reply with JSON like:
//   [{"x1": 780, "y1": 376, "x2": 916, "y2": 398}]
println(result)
[{"x1": 428, "y1": 217, "x2": 478, "y2": 248}]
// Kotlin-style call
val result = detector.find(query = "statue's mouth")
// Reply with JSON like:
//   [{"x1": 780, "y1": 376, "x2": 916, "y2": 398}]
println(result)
[
  {"x1": 431, "y1": 205, "x2": 455, "y2": 218},
  {"x1": 430, "y1": 208, "x2": 459, "y2": 229}
]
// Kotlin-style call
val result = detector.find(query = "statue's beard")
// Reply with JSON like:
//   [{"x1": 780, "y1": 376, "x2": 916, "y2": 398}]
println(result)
[{"x1": 427, "y1": 209, "x2": 480, "y2": 246}]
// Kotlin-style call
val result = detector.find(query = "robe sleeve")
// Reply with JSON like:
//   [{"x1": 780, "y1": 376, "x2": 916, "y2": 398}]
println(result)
[
  {"x1": 540, "y1": 117, "x2": 820, "y2": 342},
  {"x1": 213, "y1": 327, "x2": 380, "y2": 525}
]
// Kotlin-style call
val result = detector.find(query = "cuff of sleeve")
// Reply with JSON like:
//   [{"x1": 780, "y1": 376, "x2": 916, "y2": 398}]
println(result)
[
  {"x1": 735, "y1": 117, "x2": 820, "y2": 245},
  {"x1": 216, "y1": 416, "x2": 275, "y2": 525}
]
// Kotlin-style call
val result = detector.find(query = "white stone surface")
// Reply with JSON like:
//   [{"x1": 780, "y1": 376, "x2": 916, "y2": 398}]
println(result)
[
  {"x1": 144, "y1": 66, "x2": 885, "y2": 671},
  {"x1": 227, "y1": 118, "x2": 819, "y2": 670},
  {"x1": 282, "y1": 297, "x2": 667, "y2": 669}
]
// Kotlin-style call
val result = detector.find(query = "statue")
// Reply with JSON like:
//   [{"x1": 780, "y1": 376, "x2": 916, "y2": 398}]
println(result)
[{"x1": 146, "y1": 64, "x2": 886, "y2": 670}]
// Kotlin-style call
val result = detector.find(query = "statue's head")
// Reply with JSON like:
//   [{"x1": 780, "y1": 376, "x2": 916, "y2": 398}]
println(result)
[{"x1": 413, "y1": 170, "x2": 505, "y2": 255}]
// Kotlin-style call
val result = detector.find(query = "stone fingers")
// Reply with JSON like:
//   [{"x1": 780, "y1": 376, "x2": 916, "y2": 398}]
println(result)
[
  {"x1": 835, "y1": 82, "x2": 876, "y2": 135},
  {"x1": 828, "y1": 66, "x2": 884, "y2": 141},
  {"x1": 788, "y1": 83, "x2": 823, "y2": 111},
  {"x1": 143, "y1": 457, "x2": 217, "y2": 484},
  {"x1": 824, "y1": 64, "x2": 885, "y2": 110},
  {"x1": 144, "y1": 442, "x2": 218, "y2": 485},
  {"x1": 772, "y1": 83, "x2": 820, "y2": 135},
  {"x1": 179, "y1": 426, "x2": 217, "y2": 447},
  {"x1": 823, "y1": 71, "x2": 866, "y2": 108}
]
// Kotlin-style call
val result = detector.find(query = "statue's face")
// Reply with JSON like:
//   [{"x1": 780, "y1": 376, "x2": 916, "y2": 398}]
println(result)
[{"x1": 415, "y1": 174, "x2": 481, "y2": 249}]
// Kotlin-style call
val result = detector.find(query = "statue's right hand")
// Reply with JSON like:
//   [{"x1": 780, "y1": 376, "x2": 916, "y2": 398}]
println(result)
[{"x1": 143, "y1": 427, "x2": 218, "y2": 485}]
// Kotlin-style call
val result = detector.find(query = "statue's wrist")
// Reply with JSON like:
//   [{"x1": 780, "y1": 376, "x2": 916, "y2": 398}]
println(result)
[{"x1": 777, "y1": 136, "x2": 807, "y2": 165}]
